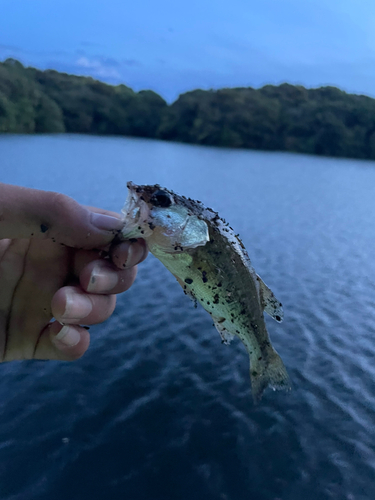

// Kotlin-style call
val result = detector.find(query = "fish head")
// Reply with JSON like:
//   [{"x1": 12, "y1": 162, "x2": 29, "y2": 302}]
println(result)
[{"x1": 121, "y1": 182, "x2": 209, "y2": 253}]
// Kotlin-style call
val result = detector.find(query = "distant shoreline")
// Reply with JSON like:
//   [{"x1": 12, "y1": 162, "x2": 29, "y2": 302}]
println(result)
[{"x1": 1, "y1": 58, "x2": 375, "y2": 161}]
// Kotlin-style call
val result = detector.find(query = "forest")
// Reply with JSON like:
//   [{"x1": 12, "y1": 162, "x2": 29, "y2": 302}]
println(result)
[{"x1": 2, "y1": 58, "x2": 375, "y2": 160}]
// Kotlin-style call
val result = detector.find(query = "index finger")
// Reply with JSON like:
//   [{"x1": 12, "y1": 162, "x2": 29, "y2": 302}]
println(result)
[{"x1": 0, "y1": 183, "x2": 124, "y2": 249}]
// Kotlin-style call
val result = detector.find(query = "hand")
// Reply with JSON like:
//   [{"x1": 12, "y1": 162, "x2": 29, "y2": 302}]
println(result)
[{"x1": 0, "y1": 183, "x2": 147, "y2": 362}]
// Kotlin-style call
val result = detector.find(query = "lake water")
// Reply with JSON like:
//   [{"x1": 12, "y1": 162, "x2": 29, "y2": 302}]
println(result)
[{"x1": 1, "y1": 135, "x2": 375, "y2": 500}]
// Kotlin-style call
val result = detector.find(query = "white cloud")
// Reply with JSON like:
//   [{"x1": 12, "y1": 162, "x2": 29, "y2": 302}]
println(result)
[{"x1": 75, "y1": 56, "x2": 120, "y2": 79}]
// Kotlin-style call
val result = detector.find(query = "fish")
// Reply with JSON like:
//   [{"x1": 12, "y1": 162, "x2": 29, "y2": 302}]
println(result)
[{"x1": 120, "y1": 182, "x2": 290, "y2": 401}]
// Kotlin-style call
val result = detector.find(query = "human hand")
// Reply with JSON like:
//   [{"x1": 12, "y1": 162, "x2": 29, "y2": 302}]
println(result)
[{"x1": 0, "y1": 183, "x2": 147, "y2": 362}]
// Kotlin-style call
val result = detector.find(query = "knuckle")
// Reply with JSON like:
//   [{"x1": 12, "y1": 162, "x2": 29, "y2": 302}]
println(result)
[{"x1": 46, "y1": 191, "x2": 77, "y2": 217}]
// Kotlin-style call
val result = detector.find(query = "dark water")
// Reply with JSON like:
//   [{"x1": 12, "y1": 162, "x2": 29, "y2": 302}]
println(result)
[{"x1": 1, "y1": 135, "x2": 375, "y2": 500}]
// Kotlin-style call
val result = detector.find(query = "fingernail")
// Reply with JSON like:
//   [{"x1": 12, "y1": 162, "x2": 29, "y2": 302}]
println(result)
[
  {"x1": 87, "y1": 265, "x2": 119, "y2": 293},
  {"x1": 124, "y1": 242, "x2": 147, "y2": 268},
  {"x1": 62, "y1": 291, "x2": 93, "y2": 320},
  {"x1": 54, "y1": 325, "x2": 81, "y2": 347},
  {"x1": 123, "y1": 244, "x2": 135, "y2": 268},
  {"x1": 91, "y1": 213, "x2": 124, "y2": 231}
]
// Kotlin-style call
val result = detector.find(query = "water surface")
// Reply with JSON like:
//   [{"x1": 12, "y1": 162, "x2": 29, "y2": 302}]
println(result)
[{"x1": 1, "y1": 135, "x2": 374, "y2": 500}]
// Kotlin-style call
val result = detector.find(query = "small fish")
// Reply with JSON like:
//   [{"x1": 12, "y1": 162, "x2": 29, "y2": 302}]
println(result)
[{"x1": 121, "y1": 182, "x2": 290, "y2": 402}]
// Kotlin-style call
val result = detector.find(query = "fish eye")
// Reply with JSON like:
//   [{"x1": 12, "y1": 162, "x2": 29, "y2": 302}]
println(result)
[{"x1": 150, "y1": 190, "x2": 172, "y2": 208}]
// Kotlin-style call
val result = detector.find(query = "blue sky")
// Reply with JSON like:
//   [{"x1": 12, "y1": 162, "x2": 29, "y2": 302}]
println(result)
[{"x1": 1, "y1": 0, "x2": 375, "y2": 102}]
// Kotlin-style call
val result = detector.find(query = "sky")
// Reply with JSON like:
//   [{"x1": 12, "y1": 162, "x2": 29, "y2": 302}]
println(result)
[{"x1": 1, "y1": 0, "x2": 375, "y2": 102}]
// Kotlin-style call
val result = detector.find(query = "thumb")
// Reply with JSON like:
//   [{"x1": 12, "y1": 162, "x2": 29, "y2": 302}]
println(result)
[{"x1": 0, "y1": 183, "x2": 124, "y2": 249}]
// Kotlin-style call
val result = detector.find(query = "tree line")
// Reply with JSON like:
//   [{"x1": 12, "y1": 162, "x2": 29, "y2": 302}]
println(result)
[{"x1": 2, "y1": 58, "x2": 375, "y2": 160}]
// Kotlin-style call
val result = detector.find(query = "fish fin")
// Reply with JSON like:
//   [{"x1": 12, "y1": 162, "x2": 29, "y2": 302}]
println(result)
[
  {"x1": 256, "y1": 274, "x2": 283, "y2": 323},
  {"x1": 212, "y1": 316, "x2": 235, "y2": 345},
  {"x1": 250, "y1": 348, "x2": 291, "y2": 403}
]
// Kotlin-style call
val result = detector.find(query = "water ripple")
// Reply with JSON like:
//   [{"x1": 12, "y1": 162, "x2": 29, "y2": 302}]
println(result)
[{"x1": 1, "y1": 136, "x2": 375, "y2": 499}]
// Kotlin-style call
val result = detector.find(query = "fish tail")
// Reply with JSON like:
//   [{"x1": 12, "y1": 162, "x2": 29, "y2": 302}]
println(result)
[{"x1": 249, "y1": 348, "x2": 291, "y2": 403}]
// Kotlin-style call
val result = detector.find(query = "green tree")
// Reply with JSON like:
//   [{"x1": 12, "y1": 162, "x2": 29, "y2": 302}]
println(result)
[{"x1": 3, "y1": 57, "x2": 375, "y2": 161}]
